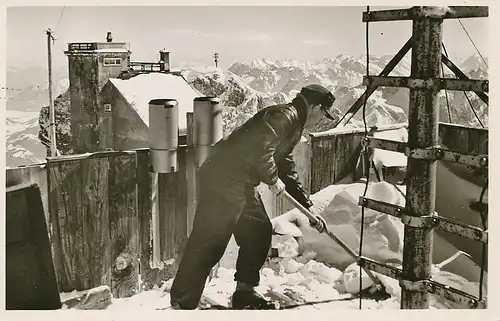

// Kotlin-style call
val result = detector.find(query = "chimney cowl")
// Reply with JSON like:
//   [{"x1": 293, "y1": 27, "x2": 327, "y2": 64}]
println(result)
[{"x1": 159, "y1": 50, "x2": 170, "y2": 72}]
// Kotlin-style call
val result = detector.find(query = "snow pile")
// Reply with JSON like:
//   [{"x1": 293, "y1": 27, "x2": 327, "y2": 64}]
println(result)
[
  {"x1": 284, "y1": 182, "x2": 406, "y2": 271},
  {"x1": 110, "y1": 73, "x2": 201, "y2": 131}
]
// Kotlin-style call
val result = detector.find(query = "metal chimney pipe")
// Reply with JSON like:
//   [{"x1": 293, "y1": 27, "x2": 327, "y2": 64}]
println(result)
[
  {"x1": 193, "y1": 97, "x2": 223, "y2": 167},
  {"x1": 149, "y1": 99, "x2": 179, "y2": 173}
]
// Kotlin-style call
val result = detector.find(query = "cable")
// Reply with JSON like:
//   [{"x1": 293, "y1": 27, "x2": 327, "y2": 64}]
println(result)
[
  {"x1": 457, "y1": 19, "x2": 488, "y2": 69},
  {"x1": 358, "y1": 4, "x2": 370, "y2": 310},
  {"x1": 55, "y1": 7, "x2": 66, "y2": 33},
  {"x1": 477, "y1": 178, "x2": 487, "y2": 302},
  {"x1": 464, "y1": 91, "x2": 484, "y2": 128},
  {"x1": 442, "y1": 41, "x2": 485, "y2": 128}
]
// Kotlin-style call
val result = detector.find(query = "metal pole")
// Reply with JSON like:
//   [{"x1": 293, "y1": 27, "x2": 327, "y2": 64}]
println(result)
[
  {"x1": 46, "y1": 29, "x2": 57, "y2": 157},
  {"x1": 401, "y1": 9, "x2": 442, "y2": 309}
]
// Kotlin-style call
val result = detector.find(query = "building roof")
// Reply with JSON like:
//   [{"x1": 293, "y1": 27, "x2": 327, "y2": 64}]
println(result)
[{"x1": 109, "y1": 73, "x2": 201, "y2": 131}]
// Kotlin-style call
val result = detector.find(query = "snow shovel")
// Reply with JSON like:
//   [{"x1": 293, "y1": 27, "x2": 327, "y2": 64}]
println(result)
[{"x1": 282, "y1": 190, "x2": 381, "y2": 287}]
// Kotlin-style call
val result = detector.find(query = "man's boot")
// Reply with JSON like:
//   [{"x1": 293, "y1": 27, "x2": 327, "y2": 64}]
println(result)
[{"x1": 231, "y1": 282, "x2": 279, "y2": 310}]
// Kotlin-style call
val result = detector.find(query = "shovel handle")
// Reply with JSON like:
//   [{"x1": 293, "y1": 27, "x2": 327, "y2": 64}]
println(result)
[{"x1": 281, "y1": 191, "x2": 380, "y2": 285}]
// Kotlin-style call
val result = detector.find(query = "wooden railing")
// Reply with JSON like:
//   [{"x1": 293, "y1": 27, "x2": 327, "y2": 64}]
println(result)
[{"x1": 129, "y1": 62, "x2": 163, "y2": 72}]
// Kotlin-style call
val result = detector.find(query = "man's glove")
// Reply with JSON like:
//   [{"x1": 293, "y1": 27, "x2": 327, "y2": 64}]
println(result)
[
  {"x1": 268, "y1": 178, "x2": 286, "y2": 195},
  {"x1": 308, "y1": 206, "x2": 328, "y2": 233}
]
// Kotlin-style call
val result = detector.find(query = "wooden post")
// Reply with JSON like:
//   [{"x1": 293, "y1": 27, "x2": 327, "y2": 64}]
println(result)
[
  {"x1": 186, "y1": 112, "x2": 197, "y2": 234},
  {"x1": 400, "y1": 10, "x2": 443, "y2": 309},
  {"x1": 150, "y1": 172, "x2": 161, "y2": 267},
  {"x1": 45, "y1": 29, "x2": 57, "y2": 157}
]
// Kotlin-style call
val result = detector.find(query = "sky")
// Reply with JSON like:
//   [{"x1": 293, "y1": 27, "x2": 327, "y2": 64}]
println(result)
[{"x1": 7, "y1": 6, "x2": 489, "y2": 70}]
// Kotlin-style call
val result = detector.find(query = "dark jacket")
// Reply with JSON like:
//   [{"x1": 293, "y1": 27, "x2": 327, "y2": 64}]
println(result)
[{"x1": 199, "y1": 94, "x2": 314, "y2": 209}]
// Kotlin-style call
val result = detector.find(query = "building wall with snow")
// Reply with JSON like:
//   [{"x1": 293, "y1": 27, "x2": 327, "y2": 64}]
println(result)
[
  {"x1": 99, "y1": 81, "x2": 146, "y2": 150},
  {"x1": 99, "y1": 73, "x2": 201, "y2": 151}
]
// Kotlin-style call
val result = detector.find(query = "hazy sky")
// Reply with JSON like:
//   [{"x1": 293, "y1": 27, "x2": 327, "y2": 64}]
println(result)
[{"x1": 7, "y1": 6, "x2": 489, "y2": 70}]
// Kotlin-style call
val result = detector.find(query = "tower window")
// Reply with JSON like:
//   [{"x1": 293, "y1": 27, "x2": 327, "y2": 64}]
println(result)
[{"x1": 103, "y1": 57, "x2": 122, "y2": 66}]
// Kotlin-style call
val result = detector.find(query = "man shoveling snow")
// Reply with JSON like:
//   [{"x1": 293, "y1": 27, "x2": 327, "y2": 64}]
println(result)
[{"x1": 169, "y1": 84, "x2": 336, "y2": 310}]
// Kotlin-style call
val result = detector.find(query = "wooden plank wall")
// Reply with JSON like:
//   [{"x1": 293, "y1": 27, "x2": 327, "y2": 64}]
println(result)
[
  {"x1": 47, "y1": 151, "x2": 139, "y2": 297},
  {"x1": 274, "y1": 140, "x2": 312, "y2": 216},
  {"x1": 439, "y1": 122, "x2": 488, "y2": 155},
  {"x1": 159, "y1": 147, "x2": 189, "y2": 270},
  {"x1": 136, "y1": 147, "x2": 189, "y2": 290},
  {"x1": 310, "y1": 132, "x2": 365, "y2": 193}
]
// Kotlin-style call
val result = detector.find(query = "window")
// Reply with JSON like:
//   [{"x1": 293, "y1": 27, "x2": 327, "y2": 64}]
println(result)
[{"x1": 103, "y1": 57, "x2": 122, "y2": 66}]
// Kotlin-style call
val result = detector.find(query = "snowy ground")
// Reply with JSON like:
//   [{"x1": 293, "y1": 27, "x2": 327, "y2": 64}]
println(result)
[
  {"x1": 79, "y1": 260, "x2": 402, "y2": 311},
  {"x1": 68, "y1": 255, "x2": 454, "y2": 311}
]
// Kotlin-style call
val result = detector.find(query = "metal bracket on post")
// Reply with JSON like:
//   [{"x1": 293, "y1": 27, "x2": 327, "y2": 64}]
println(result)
[
  {"x1": 363, "y1": 76, "x2": 489, "y2": 92},
  {"x1": 358, "y1": 256, "x2": 403, "y2": 280},
  {"x1": 408, "y1": 147, "x2": 488, "y2": 168},
  {"x1": 365, "y1": 136, "x2": 409, "y2": 154},
  {"x1": 363, "y1": 137, "x2": 488, "y2": 169},
  {"x1": 399, "y1": 279, "x2": 428, "y2": 292},
  {"x1": 426, "y1": 280, "x2": 486, "y2": 309},
  {"x1": 358, "y1": 196, "x2": 487, "y2": 242},
  {"x1": 400, "y1": 212, "x2": 438, "y2": 228}
]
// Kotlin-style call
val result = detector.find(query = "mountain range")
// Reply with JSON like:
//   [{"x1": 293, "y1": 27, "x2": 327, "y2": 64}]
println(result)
[{"x1": 5, "y1": 53, "x2": 488, "y2": 168}]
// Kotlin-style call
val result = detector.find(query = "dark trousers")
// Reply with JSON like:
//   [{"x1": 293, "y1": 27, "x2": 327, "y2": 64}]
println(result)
[{"x1": 169, "y1": 176, "x2": 273, "y2": 310}]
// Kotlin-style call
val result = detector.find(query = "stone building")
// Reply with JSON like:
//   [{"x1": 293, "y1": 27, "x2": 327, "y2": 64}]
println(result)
[{"x1": 64, "y1": 32, "x2": 200, "y2": 153}]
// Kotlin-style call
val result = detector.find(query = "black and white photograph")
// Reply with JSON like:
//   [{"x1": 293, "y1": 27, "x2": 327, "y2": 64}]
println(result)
[{"x1": 3, "y1": 3, "x2": 492, "y2": 313}]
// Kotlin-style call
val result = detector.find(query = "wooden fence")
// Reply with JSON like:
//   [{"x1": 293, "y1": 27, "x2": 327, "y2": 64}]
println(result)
[
  {"x1": 6, "y1": 148, "x2": 189, "y2": 298},
  {"x1": 306, "y1": 122, "x2": 488, "y2": 192}
]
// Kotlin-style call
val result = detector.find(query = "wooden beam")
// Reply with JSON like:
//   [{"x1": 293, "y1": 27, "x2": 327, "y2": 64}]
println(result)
[
  {"x1": 312, "y1": 122, "x2": 408, "y2": 139},
  {"x1": 363, "y1": 6, "x2": 488, "y2": 22},
  {"x1": 46, "y1": 150, "x2": 135, "y2": 163},
  {"x1": 363, "y1": 76, "x2": 488, "y2": 92},
  {"x1": 441, "y1": 54, "x2": 489, "y2": 105},
  {"x1": 336, "y1": 37, "x2": 413, "y2": 128},
  {"x1": 108, "y1": 154, "x2": 139, "y2": 298}
]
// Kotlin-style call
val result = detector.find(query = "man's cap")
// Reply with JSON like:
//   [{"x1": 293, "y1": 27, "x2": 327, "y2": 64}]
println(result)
[{"x1": 301, "y1": 84, "x2": 336, "y2": 120}]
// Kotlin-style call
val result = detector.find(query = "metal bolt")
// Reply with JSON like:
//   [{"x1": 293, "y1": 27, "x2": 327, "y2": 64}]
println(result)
[
  {"x1": 435, "y1": 149, "x2": 444, "y2": 159},
  {"x1": 479, "y1": 157, "x2": 487, "y2": 167},
  {"x1": 483, "y1": 80, "x2": 489, "y2": 92}
]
